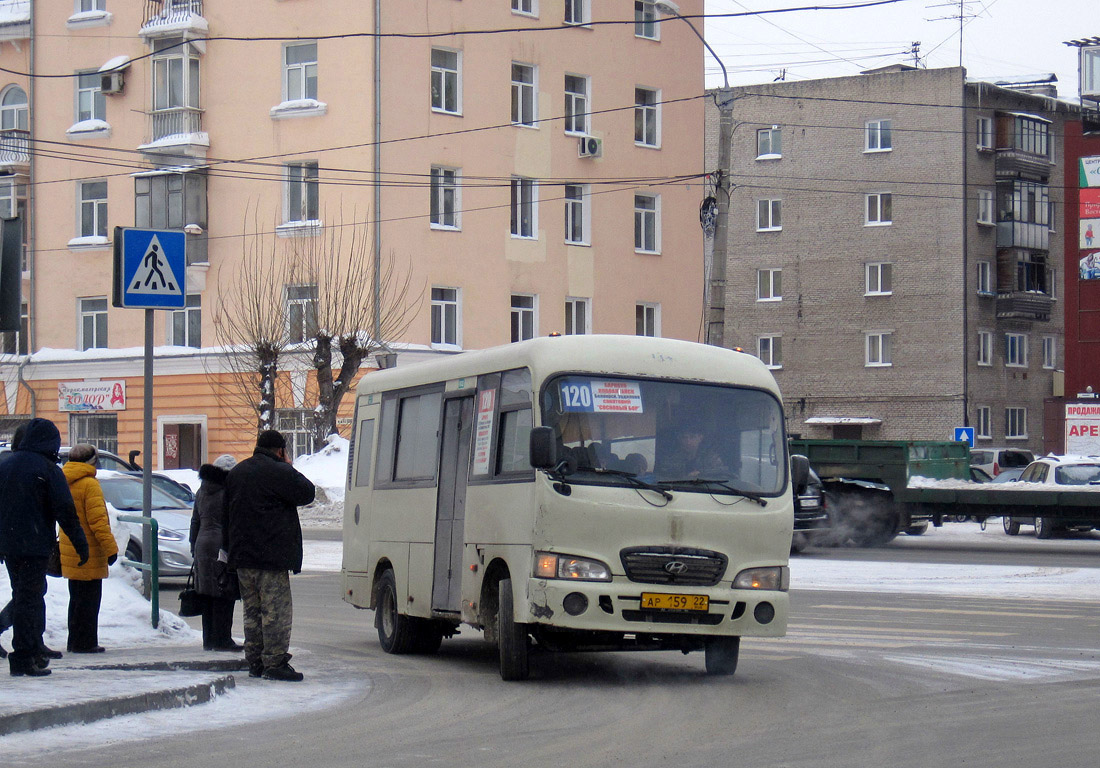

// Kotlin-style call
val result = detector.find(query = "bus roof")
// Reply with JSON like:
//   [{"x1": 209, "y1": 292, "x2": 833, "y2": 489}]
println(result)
[{"x1": 356, "y1": 335, "x2": 781, "y2": 397}]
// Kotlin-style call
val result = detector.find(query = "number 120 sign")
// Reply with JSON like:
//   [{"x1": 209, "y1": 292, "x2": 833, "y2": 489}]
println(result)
[{"x1": 560, "y1": 379, "x2": 644, "y2": 414}]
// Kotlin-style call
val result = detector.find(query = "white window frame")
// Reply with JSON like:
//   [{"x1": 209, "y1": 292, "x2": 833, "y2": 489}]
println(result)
[
  {"x1": 865, "y1": 330, "x2": 893, "y2": 367},
  {"x1": 977, "y1": 189, "x2": 994, "y2": 225},
  {"x1": 78, "y1": 0, "x2": 106, "y2": 11},
  {"x1": 976, "y1": 406, "x2": 991, "y2": 439},
  {"x1": 430, "y1": 286, "x2": 461, "y2": 349},
  {"x1": 564, "y1": 0, "x2": 589, "y2": 25},
  {"x1": 511, "y1": 0, "x2": 537, "y2": 17},
  {"x1": 76, "y1": 70, "x2": 105, "y2": 123},
  {"x1": 635, "y1": 302, "x2": 660, "y2": 337},
  {"x1": 510, "y1": 176, "x2": 537, "y2": 239},
  {"x1": 865, "y1": 262, "x2": 892, "y2": 296},
  {"x1": 865, "y1": 192, "x2": 892, "y2": 226},
  {"x1": 1005, "y1": 407, "x2": 1028, "y2": 440},
  {"x1": 78, "y1": 296, "x2": 108, "y2": 351},
  {"x1": 757, "y1": 268, "x2": 781, "y2": 302},
  {"x1": 430, "y1": 48, "x2": 461, "y2": 115},
  {"x1": 284, "y1": 161, "x2": 319, "y2": 225},
  {"x1": 976, "y1": 260, "x2": 993, "y2": 295},
  {"x1": 78, "y1": 179, "x2": 108, "y2": 239},
  {"x1": 511, "y1": 62, "x2": 537, "y2": 127},
  {"x1": 510, "y1": 294, "x2": 537, "y2": 342},
  {"x1": 1005, "y1": 333, "x2": 1028, "y2": 368},
  {"x1": 976, "y1": 116, "x2": 993, "y2": 151},
  {"x1": 564, "y1": 74, "x2": 590, "y2": 136},
  {"x1": 977, "y1": 330, "x2": 992, "y2": 366},
  {"x1": 0, "y1": 85, "x2": 27, "y2": 132},
  {"x1": 430, "y1": 166, "x2": 460, "y2": 230},
  {"x1": 756, "y1": 198, "x2": 781, "y2": 232},
  {"x1": 285, "y1": 284, "x2": 318, "y2": 344},
  {"x1": 634, "y1": 193, "x2": 660, "y2": 254},
  {"x1": 756, "y1": 127, "x2": 781, "y2": 159},
  {"x1": 634, "y1": 86, "x2": 660, "y2": 147},
  {"x1": 1042, "y1": 335, "x2": 1056, "y2": 369},
  {"x1": 635, "y1": 1, "x2": 659, "y2": 40},
  {"x1": 565, "y1": 296, "x2": 590, "y2": 335},
  {"x1": 865, "y1": 119, "x2": 892, "y2": 152},
  {"x1": 564, "y1": 183, "x2": 590, "y2": 246},
  {"x1": 283, "y1": 41, "x2": 318, "y2": 102},
  {"x1": 758, "y1": 335, "x2": 782, "y2": 369},
  {"x1": 168, "y1": 294, "x2": 201, "y2": 348}
]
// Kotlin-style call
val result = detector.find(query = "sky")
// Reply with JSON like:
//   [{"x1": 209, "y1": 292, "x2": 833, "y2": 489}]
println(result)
[{"x1": 703, "y1": 0, "x2": 1094, "y2": 100}]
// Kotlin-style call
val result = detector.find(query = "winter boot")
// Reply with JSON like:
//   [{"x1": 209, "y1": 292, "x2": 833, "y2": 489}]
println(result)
[
  {"x1": 247, "y1": 660, "x2": 264, "y2": 678},
  {"x1": 262, "y1": 662, "x2": 304, "y2": 682},
  {"x1": 10, "y1": 655, "x2": 51, "y2": 677}
]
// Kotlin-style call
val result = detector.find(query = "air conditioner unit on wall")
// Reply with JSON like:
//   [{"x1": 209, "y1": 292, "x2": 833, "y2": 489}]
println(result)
[
  {"x1": 578, "y1": 136, "x2": 602, "y2": 158},
  {"x1": 101, "y1": 71, "x2": 124, "y2": 95}
]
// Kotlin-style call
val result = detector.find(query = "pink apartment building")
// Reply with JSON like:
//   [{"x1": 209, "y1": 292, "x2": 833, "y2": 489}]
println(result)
[{"x1": 0, "y1": 1, "x2": 703, "y2": 466}]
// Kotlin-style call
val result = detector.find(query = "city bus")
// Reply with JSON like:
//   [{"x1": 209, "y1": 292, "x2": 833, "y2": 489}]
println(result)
[{"x1": 341, "y1": 335, "x2": 803, "y2": 680}]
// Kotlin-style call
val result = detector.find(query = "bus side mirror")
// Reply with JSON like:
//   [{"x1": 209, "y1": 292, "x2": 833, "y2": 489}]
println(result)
[
  {"x1": 791, "y1": 454, "x2": 810, "y2": 495},
  {"x1": 529, "y1": 426, "x2": 558, "y2": 470}
]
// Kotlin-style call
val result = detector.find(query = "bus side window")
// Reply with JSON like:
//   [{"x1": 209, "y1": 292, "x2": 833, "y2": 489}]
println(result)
[{"x1": 354, "y1": 419, "x2": 375, "y2": 487}]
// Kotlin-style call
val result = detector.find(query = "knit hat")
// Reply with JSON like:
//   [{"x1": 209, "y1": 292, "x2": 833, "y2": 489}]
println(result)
[
  {"x1": 69, "y1": 443, "x2": 99, "y2": 465},
  {"x1": 213, "y1": 454, "x2": 238, "y2": 470}
]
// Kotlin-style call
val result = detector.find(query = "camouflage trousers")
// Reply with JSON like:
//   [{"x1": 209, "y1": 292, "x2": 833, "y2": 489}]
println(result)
[{"x1": 237, "y1": 568, "x2": 293, "y2": 669}]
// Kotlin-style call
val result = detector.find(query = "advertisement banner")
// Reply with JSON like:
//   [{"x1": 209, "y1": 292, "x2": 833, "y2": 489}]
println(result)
[
  {"x1": 58, "y1": 380, "x2": 126, "y2": 412},
  {"x1": 1083, "y1": 189, "x2": 1100, "y2": 219},
  {"x1": 1082, "y1": 156, "x2": 1100, "y2": 188},
  {"x1": 1066, "y1": 403, "x2": 1100, "y2": 455},
  {"x1": 1081, "y1": 219, "x2": 1100, "y2": 250}
]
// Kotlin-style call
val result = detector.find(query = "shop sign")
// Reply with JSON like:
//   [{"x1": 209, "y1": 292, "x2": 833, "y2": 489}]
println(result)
[
  {"x1": 1066, "y1": 403, "x2": 1100, "y2": 454},
  {"x1": 59, "y1": 380, "x2": 126, "y2": 412},
  {"x1": 1082, "y1": 156, "x2": 1100, "y2": 188},
  {"x1": 1082, "y1": 189, "x2": 1100, "y2": 219}
]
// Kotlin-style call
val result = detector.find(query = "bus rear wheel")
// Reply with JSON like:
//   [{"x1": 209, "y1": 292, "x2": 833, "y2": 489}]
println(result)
[
  {"x1": 497, "y1": 578, "x2": 530, "y2": 681},
  {"x1": 704, "y1": 636, "x2": 740, "y2": 676}
]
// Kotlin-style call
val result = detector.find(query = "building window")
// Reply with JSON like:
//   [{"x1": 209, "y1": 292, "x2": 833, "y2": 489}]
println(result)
[
  {"x1": 1005, "y1": 407, "x2": 1027, "y2": 440},
  {"x1": 151, "y1": 39, "x2": 200, "y2": 140},
  {"x1": 636, "y1": 302, "x2": 659, "y2": 337},
  {"x1": 865, "y1": 262, "x2": 892, "y2": 295},
  {"x1": 564, "y1": 184, "x2": 589, "y2": 245},
  {"x1": 273, "y1": 410, "x2": 319, "y2": 460},
  {"x1": 758, "y1": 335, "x2": 782, "y2": 369},
  {"x1": 564, "y1": 74, "x2": 589, "y2": 135},
  {"x1": 757, "y1": 127, "x2": 781, "y2": 158},
  {"x1": 431, "y1": 287, "x2": 460, "y2": 347},
  {"x1": 1042, "y1": 335, "x2": 1056, "y2": 369},
  {"x1": 976, "y1": 116, "x2": 993, "y2": 150},
  {"x1": 511, "y1": 0, "x2": 536, "y2": 16},
  {"x1": 757, "y1": 268, "x2": 781, "y2": 301},
  {"x1": 76, "y1": 71, "x2": 105, "y2": 123},
  {"x1": 865, "y1": 193, "x2": 892, "y2": 225},
  {"x1": 284, "y1": 41, "x2": 318, "y2": 102},
  {"x1": 634, "y1": 87, "x2": 659, "y2": 147},
  {"x1": 976, "y1": 261, "x2": 992, "y2": 295},
  {"x1": 635, "y1": 1, "x2": 658, "y2": 39},
  {"x1": 865, "y1": 331, "x2": 892, "y2": 367},
  {"x1": 134, "y1": 172, "x2": 207, "y2": 264},
  {"x1": 1005, "y1": 333, "x2": 1028, "y2": 368},
  {"x1": 79, "y1": 296, "x2": 108, "y2": 351},
  {"x1": 1, "y1": 301, "x2": 28, "y2": 356},
  {"x1": 865, "y1": 119, "x2": 892, "y2": 151},
  {"x1": 430, "y1": 166, "x2": 459, "y2": 229},
  {"x1": 977, "y1": 331, "x2": 992, "y2": 366},
  {"x1": 1000, "y1": 181, "x2": 1049, "y2": 226},
  {"x1": 511, "y1": 63, "x2": 537, "y2": 127},
  {"x1": 69, "y1": 413, "x2": 118, "y2": 455},
  {"x1": 976, "y1": 406, "x2": 991, "y2": 439},
  {"x1": 78, "y1": 0, "x2": 106, "y2": 11},
  {"x1": 756, "y1": 199, "x2": 781, "y2": 231},
  {"x1": 169, "y1": 294, "x2": 201, "y2": 348},
  {"x1": 430, "y1": 48, "x2": 461, "y2": 115},
  {"x1": 79, "y1": 180, "x2": 108, "y2": 239},
  {"x1": 634, "y1": 194, "x2": 659, "y2": 253},
  {"x1": 1013, "y1": 115, "x2": 1049, "y2": 158},
  {"x1": 1048, "y1": 200, "x2": 1056, "y2": 232},
  {"x1": 564, "y1": 0, "x2": 589, "y2": 24},
  {"x1": 510, "y1": 177, "x2": 537, "y2": 238},
  {"x1": 285, "y1": 284, "x2": 318, "y2": 344},
  {"x1": 510, "y1": 294, "x2": 536, "y2": 342},
  {"x1": 565, "y1": 297, "x2": 590, "y2": 334},
  {"x1": 0, "y1": 86, "x2": 28, "y2": 131},
  {"x1": 977, "y1": 189, "x2": 994, "y2": 224},
  {"x1": 285, "y1": 161, "x2": 319, "y2": 224}
]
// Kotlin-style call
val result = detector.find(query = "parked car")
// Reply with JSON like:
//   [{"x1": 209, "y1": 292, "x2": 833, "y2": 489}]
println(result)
[
  {"x1": 792, "y1": 467, "x2": 831, "y2": 552},
  {"x1": 991, "y1": 468, "x2": 1024, "y2": 484},
  {"x1": 122, "y1": 471, "x2": 196, "y2": 506},
  {"x1": 1002, "y1": 455, "x2": 1100, "y2": 538},
  {"x1": 970, "y1": 447, "x2": 1034, "y2": 478},
  {"x1": 98, "y1": 472, "x2": 194, "y2": 578},
  {"x1": 58, "y1": 446, "x2": 138, "y2": 473}
]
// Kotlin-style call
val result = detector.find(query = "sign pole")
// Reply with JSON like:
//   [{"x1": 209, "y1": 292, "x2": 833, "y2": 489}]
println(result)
[{"x1": 142, "y1": 307, "x2": 154, "y2": 597}]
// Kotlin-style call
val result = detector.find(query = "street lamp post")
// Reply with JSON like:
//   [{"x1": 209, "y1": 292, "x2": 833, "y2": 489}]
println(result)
[{"x1": 655, "y1": 2, "x2": 733, "y2": 347}]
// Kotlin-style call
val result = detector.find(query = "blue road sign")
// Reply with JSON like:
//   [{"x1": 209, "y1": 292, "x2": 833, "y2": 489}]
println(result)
[
  {"x1": 954, "y1": 427, "x2": 975, "y2": 447},
  {"x1": 113, "y1": 227, "x2": 186, "y2": 309}
]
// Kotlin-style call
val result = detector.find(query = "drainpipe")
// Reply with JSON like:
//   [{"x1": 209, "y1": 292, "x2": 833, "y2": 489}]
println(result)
[
  {"x1": 961, "y1": 75, "x2": 970, "y2": 429},
  {"x1": 372, "y1": 0, "x2": 382, "y2": 343},
  {"x1": 27, "y1": 0, "x2": 36, "y2": 356}
]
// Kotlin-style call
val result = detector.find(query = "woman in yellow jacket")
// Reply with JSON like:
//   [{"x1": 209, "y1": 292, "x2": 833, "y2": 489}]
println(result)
[{"x1": 59, "y1": 444, "x2": 118, "y2": 654}]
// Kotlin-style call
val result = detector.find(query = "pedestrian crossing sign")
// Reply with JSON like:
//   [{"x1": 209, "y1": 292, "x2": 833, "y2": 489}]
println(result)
[{"x1": 113, "y1": 227, "x2": 187, "y2": 309}]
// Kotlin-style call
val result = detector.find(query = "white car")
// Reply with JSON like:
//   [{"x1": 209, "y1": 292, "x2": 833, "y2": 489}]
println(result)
[
  {"x1": 98, "y1": 471, "x2": 195, "y2": 578},
  {"x1": 970, "y1": 447, "x2": 1034, "y2": 478},
  {"x1": 1002, "y1": 455, "x2": 1100, "y2": 538}
]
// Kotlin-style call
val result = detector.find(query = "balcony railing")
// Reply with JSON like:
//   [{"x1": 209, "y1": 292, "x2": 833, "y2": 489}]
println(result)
[
  {"x1": 995, "y1": 148, "x2": 1052, "y2": 181},
  {"x1": 996, "y1": 220, "x2": 1049, "y2": 251},
  {"x1": 0, "y1": 129, "x2": 29, "y2": 168},
  {"x1": 143, "y1": 0, "x2": 203, "y2": 26},
  {"x1": 996, "y1": 292, "x2": 1053, "y2": 321},
  {"x1": 150, "y1": 106, "x2": 203, "y2": 142}
]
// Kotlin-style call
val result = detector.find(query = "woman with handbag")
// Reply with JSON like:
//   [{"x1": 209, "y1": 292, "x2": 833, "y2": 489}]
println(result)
[
  {"x1": 60, "y1": 444, "x2": 118, "y2": 654},
  {"x1": 189, "y1": 454, "x2": 242, "y2": 651}
]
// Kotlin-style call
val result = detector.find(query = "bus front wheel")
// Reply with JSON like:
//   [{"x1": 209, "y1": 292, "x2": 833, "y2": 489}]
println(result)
[
  {"x1": 497, "y1": 578, "x2": 530, "y2": 681},
  {"x1": 375, "y1": 569, "x2": 417, "y2": 654},
  {"x1": 704, "y1": 636, "x2": 740, "y2": 676}
]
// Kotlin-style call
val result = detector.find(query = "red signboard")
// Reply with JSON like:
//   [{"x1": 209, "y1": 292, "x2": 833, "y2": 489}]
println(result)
[{"x1": 1082, "y1": 189, "x2": 1100, "y2": 219}]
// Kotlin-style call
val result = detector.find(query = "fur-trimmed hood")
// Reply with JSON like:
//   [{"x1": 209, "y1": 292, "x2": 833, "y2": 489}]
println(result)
[{"x1": 198, "y1": 463, "x2": 230, "y2": 484}]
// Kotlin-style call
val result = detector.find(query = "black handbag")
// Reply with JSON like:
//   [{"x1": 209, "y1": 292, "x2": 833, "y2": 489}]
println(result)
[{"x1": 178, "y1": 567, "x2": 203, "y2": 617}]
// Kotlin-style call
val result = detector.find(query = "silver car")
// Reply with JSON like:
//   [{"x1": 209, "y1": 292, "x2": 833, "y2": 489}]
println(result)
[{"x1": 98, "y1": 472, "x2": 194, "y2": 578}]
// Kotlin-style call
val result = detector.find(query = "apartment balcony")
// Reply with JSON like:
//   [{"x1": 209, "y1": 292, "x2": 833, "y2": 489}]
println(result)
[
  {"x1": 0, "y1": 1, "x2": 30, "y2": 43},
  {"x1": 140, "y1": 0, "x2": 207, "y2": 43},
  {"x1": 137, "y1": 107, "x2": 208, "y2": 161},
  {"x1": 996, "y1": 220, "x2": 1049, "y2": 251},
  {"x1": 996, "y1": 291, "x2": 1053, "y2": 322},
  {"x1": 994, "y1": 148, "x2": 1053, "y2": 182},
  {"x1": 0, "y1": 129, "x2": 29, "y2": 172}
]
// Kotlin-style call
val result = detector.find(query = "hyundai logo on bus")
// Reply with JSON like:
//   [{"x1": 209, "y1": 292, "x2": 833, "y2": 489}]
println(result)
[{"x1": 664, "y1": 561, "x2": 687, "y2": 575}]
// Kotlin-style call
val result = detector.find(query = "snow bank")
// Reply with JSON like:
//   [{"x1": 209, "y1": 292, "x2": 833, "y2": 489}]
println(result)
[{"x1": 294, "y1": 435, "x2": 347, "y2": 528}]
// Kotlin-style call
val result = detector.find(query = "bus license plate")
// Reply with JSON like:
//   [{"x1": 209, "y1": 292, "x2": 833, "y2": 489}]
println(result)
[{"x1": 640, "y1": 593, "x2": 709, "y2": 612}]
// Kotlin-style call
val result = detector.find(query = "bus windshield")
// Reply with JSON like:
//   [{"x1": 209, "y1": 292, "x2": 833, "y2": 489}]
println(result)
[{"x1": 541, "y1": 375, "x2": 786, "y2": 496}]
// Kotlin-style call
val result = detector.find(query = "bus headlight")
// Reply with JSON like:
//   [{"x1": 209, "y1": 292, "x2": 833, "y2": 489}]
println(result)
[
  {"x1": 534, "y1": 552, "x2": 612, "y2": 582},
  {"x1": 733, "y1": 566, "x2": 789, "y2": 592}
]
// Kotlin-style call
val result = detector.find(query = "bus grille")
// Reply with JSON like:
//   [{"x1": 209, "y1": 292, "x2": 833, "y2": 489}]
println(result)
[{"x1": 619, "y1": 547, "x2": 728, "y2": 587}]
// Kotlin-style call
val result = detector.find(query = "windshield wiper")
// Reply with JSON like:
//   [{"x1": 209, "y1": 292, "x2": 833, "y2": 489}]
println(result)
[
  {"x1": 581, "y1": 466, "x2": 673, "y2": 500},
  {"x1": 657, "y1": 478, "x2": 768, "y2": 506}
]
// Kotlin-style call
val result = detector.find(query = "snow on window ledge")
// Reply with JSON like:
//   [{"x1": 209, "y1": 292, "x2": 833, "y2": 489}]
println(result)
[
  {"x1": 67, "y1": 10, "x2": 113, "y2": 29},
  {"x1": 270, "y1": 99, "x2": 328, "y2": 120},
  {"x1": 276, "y1": 220, "x2": 323, "y2": 238},
  {"x1": 66, "y1": 119, "x2": 111, "y2": 140},
  {"x1": 755, "y1": 153, "x2": 782, "y2": 161},
  {"x1": 68, "y1": 236, "x2": 110, "y2": 250}
]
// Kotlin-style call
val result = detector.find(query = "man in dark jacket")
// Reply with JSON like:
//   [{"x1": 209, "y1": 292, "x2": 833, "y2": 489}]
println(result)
[
  {"x1": 223, "y1": 430, "x2": 315, "y2": 682},
  {"x1": 0, "y1": 418, "x2": 89, "y2": 677}
]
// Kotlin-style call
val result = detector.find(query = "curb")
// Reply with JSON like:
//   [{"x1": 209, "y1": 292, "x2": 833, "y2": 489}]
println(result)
[{"x1": 0, "y1": 673, "x2": 237, "y2": 737}]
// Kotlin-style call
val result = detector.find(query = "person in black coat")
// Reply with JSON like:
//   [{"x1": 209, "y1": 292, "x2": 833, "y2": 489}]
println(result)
[
  {"x1": 189, "y1": 454, "x2": 241, "y2": 652},
  {"x1": 0, "y1": 418, "x2": 89, "y2": 677},
  {"x1": 223, "y1": 430, "x2": 315, "y2": 682}
]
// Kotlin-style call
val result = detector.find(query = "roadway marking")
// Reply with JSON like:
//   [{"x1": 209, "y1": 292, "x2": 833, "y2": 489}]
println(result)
[
  {"x1": 883, "y1": 653, "x2": 1100, "y2": 682},
  {"x1": 811, "y1": 604, "x2": 1086, "y2": 619},
  {"x1": 791, "y1": 623, "x2": 1012, "y2": 637}
]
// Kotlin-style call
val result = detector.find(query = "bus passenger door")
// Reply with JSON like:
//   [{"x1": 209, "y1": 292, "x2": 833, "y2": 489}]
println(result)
[{"x1": 432, "y1": 395, "x2": 474, "y2": 613}]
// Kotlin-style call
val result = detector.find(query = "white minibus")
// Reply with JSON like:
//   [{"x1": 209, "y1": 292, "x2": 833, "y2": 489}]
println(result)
[{"x1": 342, "y1": 335, "x2": 804, "y2": 680}]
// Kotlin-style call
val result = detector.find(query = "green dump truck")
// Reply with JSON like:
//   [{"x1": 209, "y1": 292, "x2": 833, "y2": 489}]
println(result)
[{"x1": 788, "y1": 439, "x2": 1100, "y2": 546}]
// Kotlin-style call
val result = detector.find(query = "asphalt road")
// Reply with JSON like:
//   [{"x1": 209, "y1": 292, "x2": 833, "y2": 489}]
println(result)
[{"x1": 25, "y1": 532, "x2": 1100, "y2": 768}]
